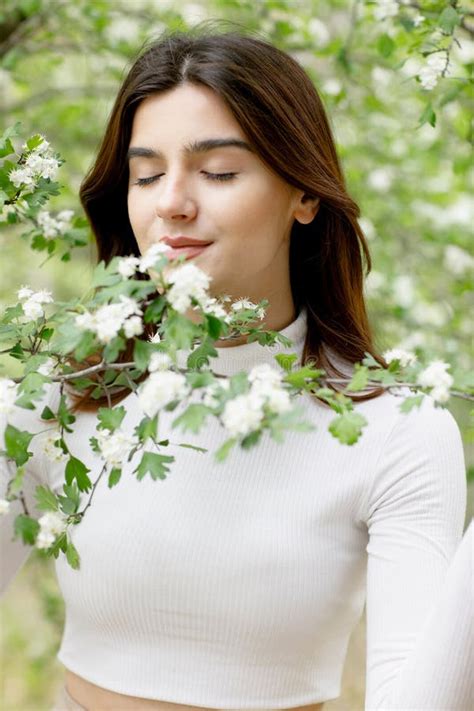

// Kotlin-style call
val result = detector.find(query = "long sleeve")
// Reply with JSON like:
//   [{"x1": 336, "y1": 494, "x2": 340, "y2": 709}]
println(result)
[
  {"x1": 364, "y1": 395, "x2": 469, "y2": 710},
  {"x1": 0, "y1": 410, "x2": 45, "y2": 597}
]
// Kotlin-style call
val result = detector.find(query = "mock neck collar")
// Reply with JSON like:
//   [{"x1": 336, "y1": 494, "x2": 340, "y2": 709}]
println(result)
[{"x1": 176, "y1": 306, "x2": 308, "y2": 377}]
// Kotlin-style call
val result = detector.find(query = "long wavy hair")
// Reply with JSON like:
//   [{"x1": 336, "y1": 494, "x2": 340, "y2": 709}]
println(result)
[{"x1": 67, "y1": 22, "x2": 387, "y2": 413}]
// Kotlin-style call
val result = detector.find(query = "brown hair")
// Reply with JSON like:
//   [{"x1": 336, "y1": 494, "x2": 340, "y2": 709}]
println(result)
[{"x1": 69, "y1": 21, "x2": 386, "y2": 413}]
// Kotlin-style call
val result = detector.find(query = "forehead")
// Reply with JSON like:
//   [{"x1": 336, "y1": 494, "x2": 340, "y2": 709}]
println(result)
[{"x1": 128, "y1": 84, "x2": 249, "y2": 148}]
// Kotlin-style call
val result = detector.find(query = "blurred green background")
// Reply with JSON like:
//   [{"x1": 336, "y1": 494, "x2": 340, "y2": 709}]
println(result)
[{"x1": 1, "y1": 0, "x2": 472, "y2": 709}]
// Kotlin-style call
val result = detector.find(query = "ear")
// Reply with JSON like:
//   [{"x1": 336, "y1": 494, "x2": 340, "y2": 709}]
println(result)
[{"x1": 294, "y1": 193, "x2": 320, "y2": 225}]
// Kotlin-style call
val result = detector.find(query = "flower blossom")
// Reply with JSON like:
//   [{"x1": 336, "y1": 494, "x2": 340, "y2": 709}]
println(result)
[
  {"x1": 148, "y1": 351, "x2": 173, "y2": 372},
  {"x1": 16, "y1": 286, "x2": 54, "y2": 321},
  {"x1": 0, "y1": 499, "x2": 11, "y2": 516},
  {"x1": 166, "y1": 263, "x2": 212, "y2": 313},
  {"x1": 0, "y1": 377, "x2": 19, "y2": 416},
  {"x1": 138, "y1": 371, "x2": 190, "y2": 419},
  {"x1": 137, "y1": 243, "x2": 170, "y2": 273},
  {"x1": 373, "y1": 0, "x2": 399, "y2": 21},
  {"x1": 444, "y1": 245, "x2": 474, "y2": 276},
  {"x1": 418, "y1": 360, "x2": 454, "y2": 403},
  {"x1": 248, "y1": 364, "x2": 292, "y2": 415},
  {"x1": 40, "y1": 429, "x2": 68, "y2": 463},
  {"x1": 35, "y1": 510, "x2": 68, "y2": 550},
  {"x1": 75, "y1": 295, "x2": 143, "y2": 344},
  {"x1": 96, "y1": 428, "x2": 139, "y2": 468},
  {"x1": 418, "y1": 54, "x2": 447, "y2": 91},
  {"x1": 37, "y1": 209, "x2": 74, "y2": 239},
  {"x1": 221, "y1": 391, "x2": 266, "y2": 437},
  {"x1": 382, "y1": 348, "x2": 417, "y2": 368},
  {"x1": 9, "y1": 137, "x2": 60, "y2": 194},
  {"x1": 230, "y1": 298, "x2": 266, "y2": 320}
]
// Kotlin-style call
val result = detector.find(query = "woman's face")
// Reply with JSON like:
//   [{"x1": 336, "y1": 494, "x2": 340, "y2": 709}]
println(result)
[{"x1": 127, "y1": 83, "x2": 317, "y2": 315}]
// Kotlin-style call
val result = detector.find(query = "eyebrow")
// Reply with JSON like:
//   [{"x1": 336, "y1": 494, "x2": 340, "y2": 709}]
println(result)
[{"x1": 126, "y1": 138, "x2": 254, "y2": 162}]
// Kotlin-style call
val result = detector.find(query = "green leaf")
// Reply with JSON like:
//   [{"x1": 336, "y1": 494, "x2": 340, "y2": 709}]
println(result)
[
  {"x1": 241, "y1": 429, "x2": 262, "y2": 449},
  {"x1": 135, "y1": 415, "x2": 158, "y2": 444},
  {"x1": 57, "y1": 482, "x2": 81, "y2": 515},
  {"x1": 171, "y1": 404, "x2": 210, "y2": 434},
  {"x1": 187, "y1": 337, "x2": 218, "y2": 371},
  {"x1": 284, "y1": 366, "x2": 324, "y2": 390},
  {"x1": 418, "y1": 103, "x2": 436, "y2": 127},
  {"x1": 65, "y1": 456, "x2": 92, "y2": 492},
  {"x1": 214, "y1": 437, "x2": 237, "y2": 462},
  {"x1": 329, "y1": 410, "x2": 367, "y2": 445},
  {"x1": 377, "y1": 34, "x2": 395, "y2": 58},
  {"x1": 97, "y1": 405, "x2": 126, "y2": 432},
  {"x1": 438, "y1": 7, "x2": 460, "y2": 33},
  {"x1": 66, "y1": 539, "x2": 80, "y2": 569},
  {"x1": 177, "y1": 442, "x2": 208, "y2": 453},
  {"x1": 347, "y1": 365, "x2": 369, "y2": 392},
  {"x1": 399, "y1": 394, "x2": 425, "y2": 413},
  {"x1": 103, "y1": 335, "x2": 126, "y2": 363},
  {"x1": 57, "y1": 394, "x2": 76, "y2": 433},
  {"x1": 133, "y1": 338, "x2": 154, "y2": 371},
  {"x1": 274, "y1": 353, "x2": 298, "y2": 372},
  {"x1": 205, "y1": 313, "x2": 224, "y2": 339},
  {"x1": 143, "y1": 295, "x2": 167, "y2": 324},
  {"x1": 14, "y1": 514, "x2": 40, "y2": 545},
  {"x1": 34, "y1": 485, "x2": 59, "y2": 512},
  {"x1": 3, "y1": 424, "x2": 34, "y2": 467},
  {"x1": 91, "y1": 260, "x2": 122, "y2": 288},
  {"x1": 108, "y1": 467, "x2": 122, "y2": 488},
  {"x1": 134, "y1": 451, "x2": 175, "y2": 481}
]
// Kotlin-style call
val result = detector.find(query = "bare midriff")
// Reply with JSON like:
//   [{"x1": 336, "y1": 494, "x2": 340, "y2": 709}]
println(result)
[{"x1": 65, "y1": 669, "x2": 325, "y2": 711}]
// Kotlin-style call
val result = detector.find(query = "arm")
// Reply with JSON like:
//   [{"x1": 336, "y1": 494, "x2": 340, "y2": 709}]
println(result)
[{"x1": 364, "y1": 395, "x2": 469, "y2": 710}]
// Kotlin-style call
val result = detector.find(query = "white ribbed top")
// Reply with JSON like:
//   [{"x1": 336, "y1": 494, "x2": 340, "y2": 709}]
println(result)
[{"x1": 1, "y1": 306, "x2": 471, "y2": 709}]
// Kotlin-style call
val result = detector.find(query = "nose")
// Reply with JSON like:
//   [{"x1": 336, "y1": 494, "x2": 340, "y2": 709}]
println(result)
[{"x1": 153, "y1": 172, "x2": 197, "y2": 221}]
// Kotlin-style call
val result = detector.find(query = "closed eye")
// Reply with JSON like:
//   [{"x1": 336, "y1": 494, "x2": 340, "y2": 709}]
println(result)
[{"x1": 134, "y1": 172, "x2": 238, "y2": 186}]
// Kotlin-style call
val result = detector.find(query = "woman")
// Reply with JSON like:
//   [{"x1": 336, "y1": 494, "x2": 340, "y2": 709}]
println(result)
[{"x1": 1, "y1": 25, "x2": 471, "y2": 711}]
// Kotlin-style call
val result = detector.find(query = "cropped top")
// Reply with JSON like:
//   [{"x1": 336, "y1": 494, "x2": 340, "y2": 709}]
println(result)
[{"x1": 0, "y1": 306, "x2": 470, "y2": 709}]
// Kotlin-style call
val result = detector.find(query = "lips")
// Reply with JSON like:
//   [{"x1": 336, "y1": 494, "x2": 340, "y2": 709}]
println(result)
[{"x1": 162, "y1": 236, "x2": 213, "y2": 248}]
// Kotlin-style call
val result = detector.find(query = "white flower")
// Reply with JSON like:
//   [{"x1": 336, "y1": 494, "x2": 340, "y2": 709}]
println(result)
[
  {"x1": 138, "y1": 371, "x2": 190, "y2": 418},
  {"x1": 123, "y1": 315, "x2": 144, "y2": 338},
  {"x1": 35, "y1": 530, "x2": 56, "y2": 549},
  {"x1": 413, "y1": 13, "x2": 425, "y2": 27},
  {"x1": 444, "y1": 245, "x2": 474, "y2": 275},
  {"x1": 96, "y1": 428, "x2": 139, "y2": 468},
  {"x1": 117, "y1": 256, "x2": 140, "y2": 279},
  {"x1": 249, "y1": 363, "x2": 284, "y2": 387},
  {"x1": 418, "y1": 360, "x2": 453, "y2": 402},
  {"x1": 202, "y1": 379, "x2": 230, "y2": 408},
  {"x1": 17, "y1": 285, "x2": 34, "y2": 301},
  {"x1": 36, "y1": 209, "x2": 73, "y2": 239},
  {"x1": 148, "y1": 351, "x2": 173, "y2": 372},
  {"x1": 0, "y1": 499, "x2": 11, "y2": 516},
  {"x1": 373, "y1": 0, "x2": 399, "y2": 21},
  {"x1": 41, "y1": 429, "x2": 68, "y2": 463},
  {"x1": 38, "y1": 511, "x2": 68, "y2": 539},
  {"x1": 9, "y1": 167, "x2": 36, "y2": 189},
  {"x1": 383, "y1": 348, "x2": 417, "y2": 367},
  {"x1": 137, "y1": 242, "x2": 169, "y2": 272},
  {"x1": 418, "y1": 54, "x2": 447, "y2": 91},
  {"x1": 392, "y1": 275, "x2": 415, "y2": 308},
  {"x1": 37, "y1": 357, "x2": 59, "y2": 377},
  {"x1": 0, "y1": 377, "x2": 19, "y2": 415},
  {"x1": 148, "y1": 331, "x2": 161, "y2": 344},
  {"x1": 200, "y1": 296, "x2": 229, "y2": 320},
  {"x1": 260, "y1": 386, "x2": 292, "y2": 415},
  {"x1": 231, "y1": 298, "x2": 258, "y2": 312},
  {"x1": 322, "y1": 79, "x2": 342, "y2": 96},
  {"x1": 166, "y1": 263, "x2": 212, "y2": 313},
  {"x1": 307, "y1": 18, "x2": 330, "y2": 46},
  {"x1": 0, "y1": 204, "x2": 17, "y2": 222},
  {"x1": 368, "y1": 167, "x2": 394, "y2": 192},
  {"x1": 222, "y1": 391, "x2": 265, "y2": 437},
  {"x1": 21, "y1": 289, "x2": 54, "y2": 321},
  {"x1": 75, "y1": 296, "x2": 143, "y2": 344}
]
